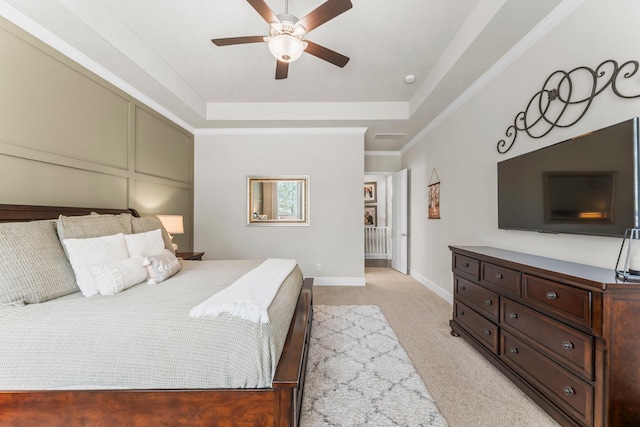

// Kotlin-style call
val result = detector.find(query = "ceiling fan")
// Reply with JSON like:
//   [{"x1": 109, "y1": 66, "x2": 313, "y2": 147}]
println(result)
[{"x1": 211, "y1": 0, "x2": 353, "y2": 80}]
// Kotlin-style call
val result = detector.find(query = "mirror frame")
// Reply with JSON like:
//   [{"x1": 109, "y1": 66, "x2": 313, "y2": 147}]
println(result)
[{"x1": 247, "y1": 175, "x2": 309, "y2": 226}]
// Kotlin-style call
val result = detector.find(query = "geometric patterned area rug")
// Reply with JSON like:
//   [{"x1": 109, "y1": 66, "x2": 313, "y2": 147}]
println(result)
[{"x1": 300, "y1": 305, "x2": 448, "y2": 426}]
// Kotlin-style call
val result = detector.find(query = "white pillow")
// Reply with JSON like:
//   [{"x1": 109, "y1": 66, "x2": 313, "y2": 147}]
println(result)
[
  {"x1": 89, "y1": 256, "x2": 148, "y2": 295},
  {"x1": 124, "y1": 228, "x2": 165, "y2": 258},
  {"x1": 143, "y1": 249, "x2": 182, "y2": 285},
  {"x1": 63, "y1": 233, "x2": 130, "y2": 297}
]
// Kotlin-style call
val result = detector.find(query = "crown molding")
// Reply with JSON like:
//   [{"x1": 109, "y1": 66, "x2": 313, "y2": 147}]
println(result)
[
  {"x1": 206, "y1": 102, "x2": 408, "y2": 121},
  {"x1": 364, "y1": 151, "x2": 401, "y2": 156},
  {"x1": 194, "y1": 127, "x2": 368, "y2": 136}
]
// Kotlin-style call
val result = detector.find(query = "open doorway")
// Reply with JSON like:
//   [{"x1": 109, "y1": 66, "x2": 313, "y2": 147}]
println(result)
[
  {"x1": 364, "y1": 169, "x2": 408, "y2": 273},
  {"x1": 364, "y1": 174, "x2": 392, "y2": 267}
]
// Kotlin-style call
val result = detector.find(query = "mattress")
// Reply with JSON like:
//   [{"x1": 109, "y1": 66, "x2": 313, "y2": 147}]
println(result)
[{"x1": 0, "y1": 259, "x2": 303, "y2": 390}]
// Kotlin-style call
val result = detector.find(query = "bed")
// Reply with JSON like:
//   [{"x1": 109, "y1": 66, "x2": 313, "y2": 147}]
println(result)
[{"x1": 0, "y1": 203, "x2": 313, "y2": 427}]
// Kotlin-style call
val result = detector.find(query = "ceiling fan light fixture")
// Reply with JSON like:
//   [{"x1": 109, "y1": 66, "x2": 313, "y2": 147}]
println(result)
[{"x1": 268, "y1": 34, "x2": 306, "y2": 62}]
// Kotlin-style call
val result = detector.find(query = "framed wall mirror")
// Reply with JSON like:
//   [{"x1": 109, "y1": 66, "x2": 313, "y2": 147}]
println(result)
[{"x1": 247, "y1": 176, "x2": 309, "y2": 226}]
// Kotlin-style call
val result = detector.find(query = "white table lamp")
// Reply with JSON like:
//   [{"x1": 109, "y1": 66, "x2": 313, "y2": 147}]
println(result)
[{"x1": 157, "y1": 215, "x2": 184, "y2": 251}]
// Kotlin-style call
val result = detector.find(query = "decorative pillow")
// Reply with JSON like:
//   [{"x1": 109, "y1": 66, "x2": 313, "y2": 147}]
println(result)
[
  {"x1": 143, "y1": 249, "x2": 182, "y2": 285},
  {"x1": 131, "y1": 217, "x2": 175, "y2": 254},
  {"x1": 63, "y1": 233, "x2": 130, "y2": 297},
  {"x1": 57, "y1": 213, "x2": 132, "y2": 243},
  {"x1": 88, "y1": 256, "x2": 147, "y2": 295},
  {"x1": 0, "y1": 220, "x2": 78, "y2": 306},
  {"x1": 124, "y1": 229, "x2": 165, "y2": 258}
]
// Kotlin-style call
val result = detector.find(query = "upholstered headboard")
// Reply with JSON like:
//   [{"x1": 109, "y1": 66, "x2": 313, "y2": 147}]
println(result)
[{"x1": 0, "y1": 204, "x2": 140, "y2": 223}]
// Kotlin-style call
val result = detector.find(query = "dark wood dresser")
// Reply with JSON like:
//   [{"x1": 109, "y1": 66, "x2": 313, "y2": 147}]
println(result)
[{"x1": 449, "y1": 246, "x2": 640, "y2": 427}]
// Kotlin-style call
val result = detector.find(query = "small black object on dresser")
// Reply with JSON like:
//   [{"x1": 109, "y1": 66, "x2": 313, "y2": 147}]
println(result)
[{"x1": 449, "y1": 246, "x2": 640, "y2": 427}]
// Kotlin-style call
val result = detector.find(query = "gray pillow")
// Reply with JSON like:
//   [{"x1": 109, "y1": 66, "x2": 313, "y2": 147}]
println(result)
[
  {"x1": 57, "y1": 213, "x2": 132, "y2": 242},
  {"x1": 131, "y1": 217, "x2": 176, "y2": 254},
  {"x1": 0, "y1": 220, "x2": 79, "y2": 306}
]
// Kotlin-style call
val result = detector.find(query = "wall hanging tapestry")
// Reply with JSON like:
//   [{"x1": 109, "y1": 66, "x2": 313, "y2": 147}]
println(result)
[{"x1": 428, "y1": 168, "x2": 440, "y2": 220}]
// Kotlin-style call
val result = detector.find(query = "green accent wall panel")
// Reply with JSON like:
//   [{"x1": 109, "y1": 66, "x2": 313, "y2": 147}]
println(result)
[
  {"x1": 134, "y1": 107, "x2": 192, "y2": 183},
  {"x1": 0, "y1": 26, "x2": 129, "y2": 170},
  {"x1": 0, "y1": 18, "x2": 193, "y2": 246},
  {"x1": 0, "y1": 155, "x2": 128, "y2": 209}
]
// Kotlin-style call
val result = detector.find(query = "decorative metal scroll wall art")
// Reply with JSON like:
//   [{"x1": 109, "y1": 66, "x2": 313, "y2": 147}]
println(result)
[{"x1": 497, "y1": 59, "x2": 640, "y2": 154}]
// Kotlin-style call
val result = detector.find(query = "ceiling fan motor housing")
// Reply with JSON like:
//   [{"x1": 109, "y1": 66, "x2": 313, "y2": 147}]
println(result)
[{"x1": 270, "y1": 14, "x2": 305, "y2": 37}]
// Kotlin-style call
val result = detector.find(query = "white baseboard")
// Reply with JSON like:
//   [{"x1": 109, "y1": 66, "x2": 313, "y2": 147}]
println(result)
[
  {"x1": 410, "y1": 270, "x2": 453, "y2": 304},
  {"x1": 312, "y1": 277, "x2": 366, "y2": 286}
]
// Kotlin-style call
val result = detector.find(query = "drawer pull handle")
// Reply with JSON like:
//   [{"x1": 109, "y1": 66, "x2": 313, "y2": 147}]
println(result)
[
  {"x1": 483, "y1": 330, "x2": 491, "y2": 336},
  {"x1": 464, "y1": 263, "x2": 470, "y2": 267},
  {"x1": 508, "y1": 313, "x2": 517, "y2": 319},
  {"x1": 562, "y1": 341, "x2": 574, "y2": 350},
  {"x1": 546, "y1": 291, "x2": 557, "y2": 300},
  {"x1": 484, "y1": 299, "x2": 492, "y2": 306},
  {"x1": 563, "y1": 386, "x2": 575, "y2": 396},
  {"x1": 495, "y1": 273, "x2": 503, "y2": 279},
  {"x1": 509, "y1": 347, "x2": 518, "y2": 354}
]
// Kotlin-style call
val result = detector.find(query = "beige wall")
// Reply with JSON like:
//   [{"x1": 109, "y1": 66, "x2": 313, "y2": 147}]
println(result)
[
  {"x1": 0, "y1": 18, "x2": 194, "y2": 250},
  {"x1": 402, "y1": 0, "x2": 640, "y2": 302},
  {"x1": 365, "y1": 152, "x2": 401, "y2": 173},
  {"x1": 194, "y1": 130, "x2": 365, "y2": 284}
]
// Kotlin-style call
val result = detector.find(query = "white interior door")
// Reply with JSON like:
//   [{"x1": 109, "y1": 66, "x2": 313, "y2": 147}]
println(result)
[{"x1": 392, "y1": 168, "x2": 408, "y2": 274}]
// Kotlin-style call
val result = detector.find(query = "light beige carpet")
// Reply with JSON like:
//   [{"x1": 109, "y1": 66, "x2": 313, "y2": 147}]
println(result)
[{"x1": 312, "y1": 267, "x2": 560, "y2": 427}]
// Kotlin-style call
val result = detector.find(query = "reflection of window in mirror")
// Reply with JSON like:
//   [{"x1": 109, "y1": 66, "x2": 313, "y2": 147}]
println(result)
[{"x1": 248, "y1": 176, "x2": 309, "y2": 226}]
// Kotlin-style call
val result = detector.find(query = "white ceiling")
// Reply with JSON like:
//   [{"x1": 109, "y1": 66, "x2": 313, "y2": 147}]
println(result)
[{"x1": 1, "y1": 0, "x2": 565, "y2": 151}]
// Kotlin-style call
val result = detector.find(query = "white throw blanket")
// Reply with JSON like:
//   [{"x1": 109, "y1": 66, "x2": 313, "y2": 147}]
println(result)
[{"x1": 189, "y1": 258, "x2": 297, "y2": 324}]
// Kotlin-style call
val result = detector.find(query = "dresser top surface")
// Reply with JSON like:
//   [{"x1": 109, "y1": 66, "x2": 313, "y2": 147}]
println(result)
[{"x1": 449, "y1": 246, "x2": 639, "y2": 291}]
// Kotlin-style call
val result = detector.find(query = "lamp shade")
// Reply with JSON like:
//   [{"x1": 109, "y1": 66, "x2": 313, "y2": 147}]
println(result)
[
  {"x1": 268, "y1": 34, "x2": 306, "y2": 62},
  {"x1": 157, "y1": 215, "x2": 184, "y2": 234}
]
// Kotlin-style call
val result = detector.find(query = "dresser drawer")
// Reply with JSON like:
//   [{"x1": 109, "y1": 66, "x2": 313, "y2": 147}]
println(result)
[
  {"x1": 501, "y1": 298, "x2": 594, "y2": 380},
  {"x1": 455, "y1": 277, "x2": 499, "y2": 322},
  {"x1": 453, "y1": 254, "x2": 480, "y2": 279},
  {"x1": 481, "y1": 262, "x2": 520, "y2": 298},
  {"x1": 501, "y1": 331, "x2": 593, "y2": 426},
  {"x1": 522, "y1": 275, "x2": 592, "y2": 329},
  {"x1": 454, "y1": 301, "x2": 499, "y2": 354}
]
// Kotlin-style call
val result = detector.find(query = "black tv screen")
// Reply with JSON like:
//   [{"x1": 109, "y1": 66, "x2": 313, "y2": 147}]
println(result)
[{"x1": 497, "y1": 117, "x2": 640, "y2": 237}]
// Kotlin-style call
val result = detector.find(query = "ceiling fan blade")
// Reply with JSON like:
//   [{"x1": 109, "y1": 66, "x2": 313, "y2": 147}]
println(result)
[
  {"x1": 297, "y1": 0, "x2": 353, "y2": 33},
  {"x1": 275, "y1": 60, "x2": 289, "y2": 80},
  {"x1": 246, "y1": 0, "x2": 279, "y2": 25},
  {"x1": 211, "y1": 36, "x2": 266, "y2": 46},
  {"x1": 304, "y1": 41, "x2": 349, "y2": 67}
]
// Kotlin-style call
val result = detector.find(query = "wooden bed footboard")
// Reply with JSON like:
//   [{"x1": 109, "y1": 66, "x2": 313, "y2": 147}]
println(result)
[
  {"x1": 0, "y1": 204, "x2": 314, "y2": 427},
  {"x1": 0, "y1": 278, "x2": 313, "y2": 427}
]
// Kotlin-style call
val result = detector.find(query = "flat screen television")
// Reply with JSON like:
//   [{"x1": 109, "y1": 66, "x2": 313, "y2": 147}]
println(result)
[{"x1": 497, "y1": 117, "x2": 640, "y2": 237}]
